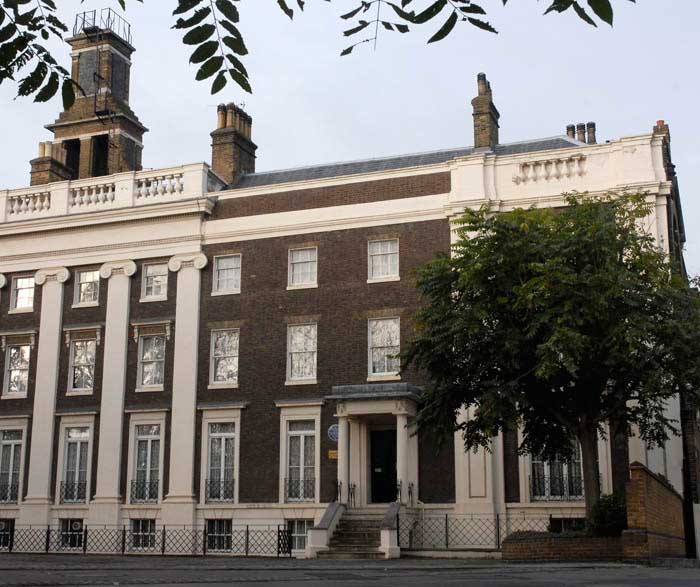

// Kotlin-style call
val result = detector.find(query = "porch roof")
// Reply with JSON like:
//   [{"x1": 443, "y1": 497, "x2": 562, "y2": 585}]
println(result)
[{"x1": 326, "y1": 382, "x2": 422, "y2": 402}]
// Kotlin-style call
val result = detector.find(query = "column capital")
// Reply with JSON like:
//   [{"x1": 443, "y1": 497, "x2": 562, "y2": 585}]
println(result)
[
  {"x1": 168, "y1": 253, "x2": 208, "y2": 273},
  {"x1": 35, "y1": 267, "x2": 70, "y2": 285},
  {"x1": 100, "y1": 260, "x2": 137, "y2": 279},
  {"x1": 0, "y1": 274, "x2": 6, "y2": 289}
]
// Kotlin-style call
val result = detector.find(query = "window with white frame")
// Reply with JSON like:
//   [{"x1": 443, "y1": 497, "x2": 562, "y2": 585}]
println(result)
[
  {"x1": 0, "y1": 430, "x2": 22, "y2": 503},
  {"x1": 131, "y1": 519, "x2": 156, "y2": 549},
  {"x1": 288, "y1": 519, "x2": 314, "y2": 551},
  {"x1": 207, "y1": 423, "x2": 235, "y2": 502},
  {"x1": 141, "y1": 264, "x2": 168, "y2": 300},
  {"x1": 59, "y1": 519, "x2": 84, "y2": 549},
  {"x1": 288, "y1": 248, "x2": 317, "y2": 287},
  {"x1": 3, "y1": 344, "x2": 31, "y2": 396},
  {"x1": 368, "y1": 318, "x2": 400, "y2": 377},
  {"x1": 137, "y1": 335, "x2": 165, "y2": 390},
  {"x1": 10, "y1": 277, "x2": 34, "y2": 311},
  {"x1": 213, "y1": 255, "x2": 241, "y2": 294},
  {"x1": 286, "y1": 323, "x2": 317, "y2": 382},
  {"x1": 206, "y1": 519, "x2": 232, "y2": 552},
  {"x1": 61, "y1": 427, "x2": 88, "y2": 503},
  {"x1": 74, "y1": 270, "x2": 99, "y2": 305},
  {"x1": 69, "y1": 339, "x2": 96, "y2": 393},
  {"x1": 210, "y1": 330, "x2": 239, "y2": 386},
  {"x1": 285, "y1": 420, "x2": 315, "y2": 502},
  {"x1": 530, "y1": 444, "x2": 583, "y2": 501},
  {"x1": 368, "y1": 239, "x2": 399, "y2": 281},
  {"x1": 132, "y1": 424, "x2": 160, "y2": 502}
]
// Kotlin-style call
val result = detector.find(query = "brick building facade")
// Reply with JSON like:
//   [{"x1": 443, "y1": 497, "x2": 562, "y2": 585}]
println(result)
[{"x1": 0, "y1": 14, "x2": 697, "y2": 558}]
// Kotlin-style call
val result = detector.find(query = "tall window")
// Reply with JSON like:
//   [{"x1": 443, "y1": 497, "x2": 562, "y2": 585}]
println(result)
[
  {"x1": 288, "y1": 247, "x2": 317, "y2": 287},
  {"x1": 74, "y1": 270, "x2": 99, "y2": 305},
  {"x1": 207, "y1": 423, "x2": 235, "y2": 502},
  {"x1": 137, "y1": 335, "x2": 165, "y2": 390},
  {"x1": 0, "y1": 430, "x2": 21, "y2": 503},
  {"x1": 3, "y1": 344, "x2": 30, "y2": 396},
  {"x1": 10, "y1": 277, "x2": 34, "y2": 311},
  {"x1": 141, "y1": 264, "x2": 168, "y2": 300},
  {"x1": 213, "y1": 255, "x2": 241, "y2": 294},
  {"x1": 288, "y1": 519, "x2": 314, "y2": 551},
  {"x1": 368, "y1": 239, "x2": 399, "y2": 280},
  {"x1": 61, "y1": 428, "x2": 89, "y2": 503},
  {"x1": 69, "y1": 340, "x2": 96, "y2": 393},
  {"x1": 133, "y1": 424, "x2": 160, "y2": 502},
  {"x1": 368, "y1": 318, "x2": 400, "y2": 377},
  {"x1": 530, "y1": 446, "x2": 583, "y2": 501},
  {"x1": 286, "y1": 324, "x2": 317, "y2": 382},
  {"x1": 131, "y1": 519, "x2": 156, "y2": 549},
  {"x1": 286, "y1": 420, "x2": 315, "y2": 502},
  {"x1": 210, "y1": 330, "x2": 239, "y2": 386}
]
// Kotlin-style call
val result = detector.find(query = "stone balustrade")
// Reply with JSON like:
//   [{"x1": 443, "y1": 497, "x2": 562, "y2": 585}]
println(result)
[{"x1": 0, "y1": 163, "x2": 224, "y2": 224}]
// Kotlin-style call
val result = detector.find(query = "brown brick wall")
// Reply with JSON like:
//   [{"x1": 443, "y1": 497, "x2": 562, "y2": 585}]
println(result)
[
  {"x1": 211, "y1": 172, "x2": 451, "y2": 220},
  {"x1": 502, "y1": 533, "x2": 623, "y2": 561}
]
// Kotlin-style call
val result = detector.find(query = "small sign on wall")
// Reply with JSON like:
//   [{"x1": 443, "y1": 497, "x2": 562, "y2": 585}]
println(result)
[{"x1": 328, "y1": 450, "x2": 338, "y2": 460}]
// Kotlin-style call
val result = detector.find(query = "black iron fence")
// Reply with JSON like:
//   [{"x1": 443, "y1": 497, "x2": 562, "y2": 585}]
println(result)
[
  {"x1": 0, "y1": 525, "x2": 292, "y2": 557},
  {"x1": 205, "y1": 478, "x2": 235, "y2": 503},
  {"x1": 130, "y1": 480, "x2": 159, "y2": 503},
  {"x1": 59, "y1": 481, "x2": 87, "y2": 504},
  {"x1": 397, "y1": 512, "x2": 585, "y2": 551}
]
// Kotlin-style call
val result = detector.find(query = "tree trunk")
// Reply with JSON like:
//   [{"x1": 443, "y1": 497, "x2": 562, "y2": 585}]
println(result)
[{"x1": 579, "y1": 426, "x2": 601, "y2": 516}]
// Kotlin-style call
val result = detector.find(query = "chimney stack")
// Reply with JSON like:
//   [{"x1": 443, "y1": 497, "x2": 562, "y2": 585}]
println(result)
[
  {"x1": 576, "y1": 123, "x2": 586, "y2": 143},
  {"x1": 586, "y1": 122, "x2": 597, "y2": 145},
  {"x1": 566, "y1": 124, "x2": 576, "y2": 139},
  {"x1": 211, "y1": 103, "x2": 257, "y2": 185},
  {"x1": 653, "y1": 119, "x2": 670, "y2": 138},
  {"x1": 471, "y1": 73, "x2": 500, "y2": 150}
]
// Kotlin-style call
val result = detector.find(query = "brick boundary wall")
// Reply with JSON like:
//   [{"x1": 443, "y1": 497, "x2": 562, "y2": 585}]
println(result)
[{"x1": 502, "y1": 462, "x2": 686, "y2": 561}]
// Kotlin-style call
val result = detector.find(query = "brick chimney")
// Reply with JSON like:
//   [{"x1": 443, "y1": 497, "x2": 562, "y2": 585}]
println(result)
[
  {"x1": 471, "y1": 73, "x2": 500, "y2": 150},
  {"x1": 210, "y1": 103, "x2": 257, "y2": 185}
]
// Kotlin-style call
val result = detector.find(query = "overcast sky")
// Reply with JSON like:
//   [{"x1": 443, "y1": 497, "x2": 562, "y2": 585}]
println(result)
[{"x1": 1, "y1": 1, "x2": 698, "y2": 273}]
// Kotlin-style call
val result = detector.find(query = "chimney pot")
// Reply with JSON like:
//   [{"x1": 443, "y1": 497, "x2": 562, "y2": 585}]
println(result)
[
  {"x1": 226, "y1": 103, "x2": 236, "y2": 128},
  {"x1": 211, "y1": 104, "x2": 257, "y2": 185},
  {"x1": 576, "y1": 123, "x2": 586, "y2": 143},
  {"x1": 586, "y1": 121, "x2": 597, "y2": 145},
  {"x1": 216, "y1": 104, "x2": 227, "y2": 129},
  {"x1": 566, "y1": 124, "x2": 576, "y2": 139}
]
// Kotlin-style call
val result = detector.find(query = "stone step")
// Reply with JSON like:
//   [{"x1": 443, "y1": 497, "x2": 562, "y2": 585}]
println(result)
[{"x1": 317, "y1": 550, "x2": 384, "y2": 560}]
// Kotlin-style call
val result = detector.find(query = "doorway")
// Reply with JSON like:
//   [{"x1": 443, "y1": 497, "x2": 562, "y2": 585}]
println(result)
[{"x1": 369, "y1": 429, "x2": 396, "y2": 503}]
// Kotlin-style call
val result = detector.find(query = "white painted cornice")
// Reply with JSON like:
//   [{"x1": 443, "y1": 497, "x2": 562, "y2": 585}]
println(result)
[
  {"x1": 100, "y1": 260, "x2": 137, "y2": 280},
  {"x1": 168, "y1": 253, "x2": 208, "y2": 272},
  {"x1": 35, "y1": 266, "x2": 70, "y2": 285}
]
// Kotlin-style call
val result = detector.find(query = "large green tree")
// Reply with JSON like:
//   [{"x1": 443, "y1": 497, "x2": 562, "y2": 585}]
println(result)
[
  {"x1": 404, "y1": 193, "x2": 700, "y2": 514},
  {"x1": 0, "y1": 0, "x2": 635, "y2": 107}
]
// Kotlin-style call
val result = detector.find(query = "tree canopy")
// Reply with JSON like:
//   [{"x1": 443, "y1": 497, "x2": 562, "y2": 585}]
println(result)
[
  {"x1": 0, "y1": 0, "x2": 635, "y2": 107},
  {"x1": 404, "y1": 193, "x2": 700, "y2": 513}
]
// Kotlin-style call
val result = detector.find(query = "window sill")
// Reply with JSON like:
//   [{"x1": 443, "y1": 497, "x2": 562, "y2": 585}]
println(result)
[
  {"x1": 71, "y1": 302, "x2": 99, "y2": 309},
  {"x1": 286, "y1": 283, "x2": 318, "y2": 291},
  {"x1": 1, "y1": 393, "x2": 27, "y2": 400},
  {"x1": 207, "y1": 382, "x2": 239, "y2": 390},
  {"x1": 367, "y1": 276, "x2": 400, "y2": 284},
  {"x1": 8, "y1": 307, "x2": 33, "y2": 315},
  {"x1": 139, "y1": 296, "x2": 168, "y2": 304},
  {"x1": 211, "y1": 290, "x2": 240, "y2": 297},
  {"x1": 285, "y1": 379, "x2": 318, "y2": 386},
  {"x1": 366, "y1": 374, "x2": 401, "y2": 382},
  {"x1": 135, "y1": 386, "x2": 164, "y2": 393},
  {"x1": 66, "y1": 389, "x2": 94, "y2": 397}
]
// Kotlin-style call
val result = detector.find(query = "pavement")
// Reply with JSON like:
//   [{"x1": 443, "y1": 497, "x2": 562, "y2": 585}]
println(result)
[{"x1": 0, "y1": 555, "x2": 697, "y2": 586}]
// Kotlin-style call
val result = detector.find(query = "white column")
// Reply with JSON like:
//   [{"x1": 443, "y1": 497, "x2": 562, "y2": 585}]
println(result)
[
  {"x1": 337, "y1": 414, "x2": 349, "y2": 503},
  {"x1": 396, "y1": 413, "x2": 409, "y2": 503},
  {"x1": 0, "y1": 274, "x2": 6, "y2": 291},
  {"x1": 162, "y1": 253, "x2": 207, "y2": 526},
  {"x1": 20, "y1": 267, "x2": 69, "y2": 526},
  {"x1": 90, "y1": 260, "x2": 136, "y2": 526}
]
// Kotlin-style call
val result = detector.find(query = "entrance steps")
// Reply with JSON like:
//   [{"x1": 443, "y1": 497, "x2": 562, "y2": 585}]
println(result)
[{"x1": 317, "y1": 509, "x2": 385, "y2": 560}]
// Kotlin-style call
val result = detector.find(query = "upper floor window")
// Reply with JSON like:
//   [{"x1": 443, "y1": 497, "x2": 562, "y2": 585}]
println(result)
[
  {"x1": 141, "y1": 264, "x2": 168, "y2": 301},
  {"x1": 368, "y1": 318, "x2": 400, "y2": 378},
  {"x1": 285, "y1": 420, "x2": 315, "y2": 502},
  {"x1": 213, "y1": 255, "x2": 241, "y2": 295},
  {"x1": 132, "y1": 424, "x2": 160, "y2": 503},
  {"x1": 69, "y1": 340, "x2": 96, "y2": 394},
  {"x1": 0, "y1": 430, "x2": 22, "y2": 504},
  {"x1": 74, "y1": 270, "x2": 99, "y2": 306},
  {"x1": 3, "y1": 344, "x2": 30, "y2": 397},
  {"x1": 10, "y1": 277, "x2": 34, "y2": 312},
  {"x1": 61, "y1": 428, "x2": 88, "y2": 504},
  {"x1": 207, "y1": 422, "x2": 235, "y2": 502},
  {"x1": 288, "y1": 247, "x2": 317, "y2": 288},
  {"x1": 137, "y1": 335, "x2": 165, "y2": 391},
  {"x1": 368, "y1": 239, "x2": 399, "y2": 281},
  {"x1": 286, "y1": 323, "x2": 317, "y2": 383},
  {"x1": 210, "y1": 329, "x2": 239, "y2": 387}
]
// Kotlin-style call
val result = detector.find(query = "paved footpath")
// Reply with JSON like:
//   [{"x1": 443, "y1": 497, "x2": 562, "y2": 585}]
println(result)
[{"x1": 0, "y1": 555, "x2": 697, "y2": 586}]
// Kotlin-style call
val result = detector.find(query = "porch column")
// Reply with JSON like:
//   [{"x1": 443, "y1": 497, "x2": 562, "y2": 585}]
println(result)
[
  {"x1": 162, "y1": 252, "x2": 207, "y2": 526},
  {"x1": 396, "y1": 413, "x2": 409, "y2": 503},
  {"x1": 21, "y1": 266, "x2": 69, "y2": 525},
  {"x1": 337, "y1": 414, "x2": 350, "y2": 503},
  {"x1": 90, "y1": 260, "x2": 136, "y2": 526}
]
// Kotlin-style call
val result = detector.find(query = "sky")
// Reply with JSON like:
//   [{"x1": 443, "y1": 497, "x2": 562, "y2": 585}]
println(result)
[{"x1": 1, "y1": 1, "x2": 698, "y2": 274}]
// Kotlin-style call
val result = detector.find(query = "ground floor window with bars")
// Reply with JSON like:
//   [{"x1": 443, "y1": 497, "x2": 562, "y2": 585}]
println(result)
[
  {"x1": 60, "y1": 519, "x2": 83, "y2": 549},
  {"x1": 530, "y1": 444, "x2": 584, "y2": 501},
  {"x1": 287, "y1": 519, "x2": 314, "y2": 551},
  {"x1": 0, "y1": 519, "x2": 13, "y2": 548},
  {"x1": 131, "y1": 519, "x2": 156, "y2": 549},
  {"x1": 206, "y1": 519, "x2": 232, "y2": 552}
]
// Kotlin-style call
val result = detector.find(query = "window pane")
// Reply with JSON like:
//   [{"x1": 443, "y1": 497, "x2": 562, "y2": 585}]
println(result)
[
  {"x1": 289, "y1": 248, "x2": 317, "y2": 285},
  {"x1": 213, "y1": 331, "x2": 239, "y2": 357},
  {"x1": 289, "y1": 420, "x2": 314, "y2": 432},
  {"x1": 215, "y1": 256, "x2": 241, "y2": 292}
]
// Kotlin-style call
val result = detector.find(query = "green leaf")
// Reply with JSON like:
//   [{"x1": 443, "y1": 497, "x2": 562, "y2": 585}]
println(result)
[
  {"x1": 571, "y1": 2, "x2": 597, "y2": 26},
  {"x1": 172, "y1": 7, "x2": 211, "y2": 29},
  {"x1": 344, "y1": 20, "x2": 370, "y2": 37},
  {"x1": 277, "y1": 0, "x2": 294, "y2": 19},
  {"x1": 215, "y1": 0, "x2": 240, "y2": 23},
  {"x1": 226, "y1": 53, "x2": 248, "y2": 77},
  {"x1": 411, "y1": 0, "x2": 447, "y2": 24},
  {"x1": 0, "y1": 23, "x2": 17, "y2": 44},
  {"x1": 428, "y1": 11, "x2": 457, "y2": 43},
  {"x1": 61, "y1": 77, "x2": 75, "y2": 110},
  {"x1": 467, "y1": 17, "x2": 497, "y2": 33},
  {"x1": 222, "y1": 33, "x2": 248, "y2": 56},
  {"x1": 228, "y1": 67, "x2": 251, "y2": 93},
  {"x1": 341, "y1": 6, "x2": 364, "y2": 20},
  {"x1": 173, "y1": 0, "x2": 204, "y2": 16},
  {"x1": 183, "y1": 24, "x2": 215, "y2": 45},
  {"x1": 196, "y1": 56, "x2": 223, "y2": 80},
  {"x1": 34, "y1": 70, "x2": 58, "y2": 102},
  {"x1": 587, "y1": 0, "x2": 613, "y2": 25},
  {"x1": 18, "y1": 61, "x2": 47, "y2": 96},
  {"x1": 211, "y1": 70, "x2": 227, "y2": 94},
  {"x1": 189, "y1": 40, "x2": 218, "y2": 63},
  {"x1": 340, "y1": 45, "x2": 354, "y2": 56}
]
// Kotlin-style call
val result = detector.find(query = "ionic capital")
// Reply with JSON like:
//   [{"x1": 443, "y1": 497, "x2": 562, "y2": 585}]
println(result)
[
  {"x1": 168, "y1": 253, "x2": 208, "y2": 273},
  {"x1": 35, "y1": 267, "x2": 70, "y2": 285},
  {"x1": 100, "y1": 260, "x2": 137, "y2": 280}
]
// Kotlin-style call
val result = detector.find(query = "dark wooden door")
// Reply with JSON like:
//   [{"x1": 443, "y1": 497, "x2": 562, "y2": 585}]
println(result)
[{"x1": 370, "y1": 429, "x2": 396, "y2": 503}]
